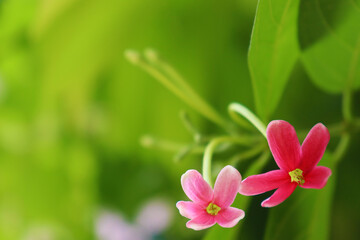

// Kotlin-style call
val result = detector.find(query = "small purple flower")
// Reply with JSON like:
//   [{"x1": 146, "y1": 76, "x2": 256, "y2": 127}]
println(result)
[{"x1": 96, "y1": 199, "x2": 173, "y2": 240}]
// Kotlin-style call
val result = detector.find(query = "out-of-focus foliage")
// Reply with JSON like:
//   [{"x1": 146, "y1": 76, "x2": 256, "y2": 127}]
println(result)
[
  {"x1": 0, "y1": 0, "x2": 359, "y2": 240},
  {"x1": 299, "y1": 0, "x2": 360, "y2": 93},
  {"x1": 248, "y1": 0, "x2": 300, "y2": 121},
  {"x1": 0, "y1": 0, "x2": 256, "y2": 239}
]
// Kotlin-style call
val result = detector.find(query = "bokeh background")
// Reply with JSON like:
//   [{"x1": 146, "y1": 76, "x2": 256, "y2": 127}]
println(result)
[{"x1": 0, "y1": 0, "x2": 359, "y2": 239}]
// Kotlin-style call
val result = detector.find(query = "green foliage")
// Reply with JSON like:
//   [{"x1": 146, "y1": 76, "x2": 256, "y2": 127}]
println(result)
[
  {"x1": 264, "y1": 153, "x2": 335, "y2": 240},
  {"x1": 299, "y1": 0, "x2": 360, "y2": 93},
  {"x1": 248, "y1": 0, "x2": 300, "y2": 121},
  {"x1": 0, "y1": 0, "x2": 359, "y2": 239}
]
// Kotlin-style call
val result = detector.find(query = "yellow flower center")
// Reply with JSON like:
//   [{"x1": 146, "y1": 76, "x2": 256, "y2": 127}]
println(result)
[
  {"x1": 206, "y1": 203, "x2": 221, "y2": 216},
  {"x1": 289, "y1": 168, "x2": 305, "y2": 185}
]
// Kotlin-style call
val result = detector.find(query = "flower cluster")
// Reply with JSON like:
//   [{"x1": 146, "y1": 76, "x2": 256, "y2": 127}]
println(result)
[{"x1": 177, "y1": 120, "x2": 332, "y2": 230}]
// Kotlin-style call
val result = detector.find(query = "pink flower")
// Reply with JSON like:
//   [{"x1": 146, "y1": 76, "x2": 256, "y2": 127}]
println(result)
[
  {"x1": 176, "y1": 165, "x2": 245, "y2": 230},
  {"x1": 96, "y1": 198, "x2": 173, "y2": 240},
  {"x1": 239, "y1": 120, "x2": 332, "y2": 207}
]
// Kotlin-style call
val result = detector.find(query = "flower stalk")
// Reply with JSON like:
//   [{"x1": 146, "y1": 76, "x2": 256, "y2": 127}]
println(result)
[
  {"x1": 228, "y1": 103, "x2": 267, "y2": 138},
  {"x1": 202, "y1": 136, "x2": 253, "y2": 186},
  {"x1": 125, "y1": 49, "x2": 231, "y2": 133}
]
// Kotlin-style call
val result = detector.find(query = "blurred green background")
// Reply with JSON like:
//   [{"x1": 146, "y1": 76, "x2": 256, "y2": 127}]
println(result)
[{"x1": 0, "y1": 0, "x2": 359, "y2": 239}]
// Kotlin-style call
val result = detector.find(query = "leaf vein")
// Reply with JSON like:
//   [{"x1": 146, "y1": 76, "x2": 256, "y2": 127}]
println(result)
[
  {"x1": 266, "y1": 0, "x2": 294, "y2": 119},
  {"x1": 315, "y1": 0, "x2": 354, "y2": 52}
]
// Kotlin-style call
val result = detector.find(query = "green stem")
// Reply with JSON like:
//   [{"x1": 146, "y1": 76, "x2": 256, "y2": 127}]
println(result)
[
  {"x1": 138, "y1": 61, "x2": 193, "y2": 107},
  {"x1": 141, "y1": 134, "x2": 257, "y2": 154},
  {"x1": 127, "y1": 52, "x2": 231, "y2": 132},
  {"x1": 155, "y1": 58, "x2": 231, "y2": 132},
  {"x1": 327, "y1": 122, "x2": 346, "y2": 136},
  {"x1": 228, "y1": 106, "x2": 254, "y2": 131},
  {"x1": 141, "y1": 135, "x2": 208, "y2": 154},
  {"x1": 145, "y1": 49, "x2": 209, "y2": 111},
  {"x1": 202, "y1": 136, "x2": 253, "y2": 185},
  {"x1": 140, "y1": 135, "x2": 192, "y2": 152},
  {"x1": 228, "y1": 103, "x2": 267, "y2": 138},
  {"x1": 228, "y1": 143, "x2": 267, "y2": 166},
  {"x1": 343, "y1": 37, "x2": 359, "y2": 122},
  {"x1": 333, "y1": 133, "x2": 351, "y2": 166},
  {"x1": 174, "y1": 144, "x2": 196, "y2": 162},
  {"x1": 179, "y1": 111, "x2": 202, "y2": 139},
  {"x1": 157, "y1": 59, "x2": 202, "y2": 100},
  {"x1": 335, "y1": 77, "x2": 353, "y2": 164},
  {"x1": 343, "y1": 88, "x2": 352, "y2": 122}
]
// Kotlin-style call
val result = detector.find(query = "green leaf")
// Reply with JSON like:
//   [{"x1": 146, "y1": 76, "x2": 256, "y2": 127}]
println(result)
[
  {"x1": 299, "y1": 0, "x2": 360, "y2": 93},
  {"x1": 248, "y1": 0, "x2": 300, "y2": 121},
  {"x1": 203, "y1": 152, "x2": 269, "y2": 240},
  {"x1": 264, "y1": 153, "x2": 335, "y2": 240}
]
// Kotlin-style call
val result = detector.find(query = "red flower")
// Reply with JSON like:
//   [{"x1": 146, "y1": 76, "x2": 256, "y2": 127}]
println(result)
[{"x1": 239, "y1": 120, "x2": 332, "y2": 207}]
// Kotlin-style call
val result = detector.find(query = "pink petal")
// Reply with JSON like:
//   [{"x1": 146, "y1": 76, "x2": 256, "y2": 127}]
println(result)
[
  {"x1": 181, "y1": 170, "x2": 213, "y2": 206},
  {"x1": 136, "y1": 199, "x2": 173, "y2": 235},
  {"x1": 301, "y1": 166, "x2": 332, "y2": 189},
  {"x1": 213, "y1": 165, "x2": 242, "y2": 208},
  {"x1": 239, "y1": 170, "x2": 289, "y2": 196},
  {"x1": 261, "y1": 182, "x2": 297, "y2": 207},
  {"x1": 266, "y1": 120, "x2": 301, "y2": 171},
  {"x1": 215, "y1": 207, "x2": 245, "y2": 228},
  {"x1": 299, "y1": 123, "x2": 330, "y2": 173},
  {"x1": 176, "y1": 201, "x2": 204, "y2": 219},
  {"x1": 186, "y1": 212, "x2": 216, "y2": 230}
]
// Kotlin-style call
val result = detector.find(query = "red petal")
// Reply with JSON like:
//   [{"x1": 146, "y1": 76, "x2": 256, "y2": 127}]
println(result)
[
  {"x1": 301, "y1": 166, "x2": 332, "y2": 189},
  {"x1": 299, "y1": 123, "x2": 330, "y2": 173},
  {"x1": 239, "y1": 170, "x2": 289, "y2": 196},
  {"x1": 261, "y1": 182, "x2": 297, "y2": 207},
  {"x1": 266, "y1": 120, "x2": 301, "y2": 171}
]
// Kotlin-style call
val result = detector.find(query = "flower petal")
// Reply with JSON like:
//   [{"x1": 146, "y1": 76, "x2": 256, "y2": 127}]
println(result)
[
  {"x1": 261, "y1": 182, "x2": 297, "y2": 208},
  {"x1": 299, "y1": 123, "x2": 330, "y2": 173},
  {"x1": 181, "y1": 170, "x2": 213, "y2": 206},
  {"x1": 213, "y1": 165, "x2": 242, "y2": 208},
  {"x1": 137, "y1": 199, "x2": 173, "y2": 235},
  {"x1": 301, "y1": 166, "x2": 332, "y2": 189},
  {"x1": 266, "y1": 120, "x2": 301, "y2": 171},
  {"x1": 239, "y1": 170, "x2": 289, "y2": 196},
  {"x1": 186, "y1": 212, "x2": 216, "y2": 230},
  {"x1": 176, "y1": 201, "x2": 204, "y2": 219},
  {"x1": 215, "y1": 207, "x2": 245, "y2": 228}
]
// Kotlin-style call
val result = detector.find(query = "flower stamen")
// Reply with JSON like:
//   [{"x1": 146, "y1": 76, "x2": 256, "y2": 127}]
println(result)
[
  {"x1": 206, "y1": 203, "x2": 221, "y2": 216},
  {"x1": 289, "y1": 168, "x2": 305, "y2": 185}
]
